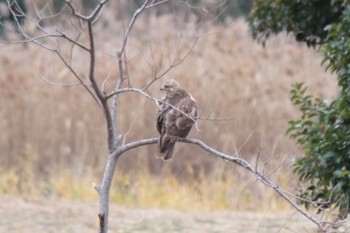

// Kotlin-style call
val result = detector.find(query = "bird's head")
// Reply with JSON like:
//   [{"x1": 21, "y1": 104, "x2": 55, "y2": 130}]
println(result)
[{"x1": 160, "y1": 79, "x2": 181, "y2": 93}]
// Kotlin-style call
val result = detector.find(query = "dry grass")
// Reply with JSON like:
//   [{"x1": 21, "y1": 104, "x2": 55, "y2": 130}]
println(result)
[
  {"x1": 0, "y1": 11, "x2": 338, "y2": 211},
  {"x1": 0, "y1": 166, "x2": 292, "y2": 212}
]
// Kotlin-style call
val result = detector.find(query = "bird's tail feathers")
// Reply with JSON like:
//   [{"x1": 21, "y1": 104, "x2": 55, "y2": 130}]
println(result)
[
  {"x1": 157, "y1": 135, "x2": 175, "y2": 160},
  {"x1": 160, "y1": 143, "x2": 175, "y2": 160}
]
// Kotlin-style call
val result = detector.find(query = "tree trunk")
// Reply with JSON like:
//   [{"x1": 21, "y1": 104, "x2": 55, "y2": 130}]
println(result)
[{"x1": 98, "y1": 152, "x2": 119, "y2": 233}]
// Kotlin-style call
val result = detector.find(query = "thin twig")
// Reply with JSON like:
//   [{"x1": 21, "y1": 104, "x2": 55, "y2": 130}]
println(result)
[
  {"x1": 40, "y1": 76, "x2": 81, "y2": 87},
  {"x1": 142, "y1": 36, "x2": 199, "y2": 91},
  {"x1": 56, "y1": 29, "x2": 89, "y2": 52},
  {"x1": 55, "y1": 50, "x2": 102, "y2": 108},
  {"x1": 254, "y1": 134, "x2": 262, "y2": 172},
  {"x1": 145, "y1": 0, "x2": 170, "y2": 9},
  {"x1": 102, "y1": 72, "x2": 112, "y2": 93}
]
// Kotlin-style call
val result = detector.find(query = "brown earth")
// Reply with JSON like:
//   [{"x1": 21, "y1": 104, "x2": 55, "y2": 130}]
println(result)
[{"x1": 0, "y1": 195, "x2": 322, "y2": 233}]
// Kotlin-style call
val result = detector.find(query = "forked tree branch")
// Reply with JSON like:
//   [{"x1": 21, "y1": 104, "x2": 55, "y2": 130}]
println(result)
[
  {"x1": 64, "y1": 0, "x2": 109, "y2": 21},
  {"x1": 54, "y1": 50, "x2": 102, "y2": 108},
  {"x1": 117, "y1": 137, "x2": 328, "y2": 232},
  {"x1": 86, "y1": 20, "x2": 117, "y2": 153}
]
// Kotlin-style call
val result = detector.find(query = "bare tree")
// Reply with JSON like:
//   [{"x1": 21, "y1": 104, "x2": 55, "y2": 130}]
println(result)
[{"x1": 1, "y1": 1, "x2": 333, "y2": 232}]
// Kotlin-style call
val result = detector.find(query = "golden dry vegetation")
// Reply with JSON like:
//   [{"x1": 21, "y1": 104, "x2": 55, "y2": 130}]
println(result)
[{"x1": 0, "y1": 11, "x2": 338, "y2": 211}]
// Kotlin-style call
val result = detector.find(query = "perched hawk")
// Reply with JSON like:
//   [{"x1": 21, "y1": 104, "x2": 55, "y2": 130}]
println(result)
[{"x1": 156, "y1": 80, "x2": 198, "y2": 160}]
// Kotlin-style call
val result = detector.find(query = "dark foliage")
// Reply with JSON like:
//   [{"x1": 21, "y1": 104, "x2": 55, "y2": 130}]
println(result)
[
  {"x1": 249, "y1": 0, "x2": 350, "y2": 218},
  {"x1": 0, "y1": 0, "x2": 27, "y2": 36},
  {"x1": 248, "y1": 0, "x2": 344, "y2": 46}
]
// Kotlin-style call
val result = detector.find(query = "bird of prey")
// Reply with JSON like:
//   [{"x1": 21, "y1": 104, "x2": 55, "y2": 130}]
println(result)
[{"x1": 156, "y1": 79, "x2": 198, "y2": 160}]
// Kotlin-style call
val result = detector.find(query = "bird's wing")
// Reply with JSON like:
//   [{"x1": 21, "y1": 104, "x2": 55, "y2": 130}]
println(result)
[
  {"x1": 156, "y1": 109, "x2": 164, "y2": 134},
  {"x1": 168, "y1": 97, "x2": 198, "y2": 136}
]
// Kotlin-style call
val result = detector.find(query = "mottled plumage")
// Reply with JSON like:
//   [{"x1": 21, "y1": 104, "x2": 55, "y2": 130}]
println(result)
[{"x1": 156, "y1": 80, "x2": 198, "y2": 160}]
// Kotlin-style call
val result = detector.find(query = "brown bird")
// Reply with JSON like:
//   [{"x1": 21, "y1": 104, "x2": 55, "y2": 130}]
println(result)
[{"x1": 156, "y1": 79, "x2": 198, "y2": 160}]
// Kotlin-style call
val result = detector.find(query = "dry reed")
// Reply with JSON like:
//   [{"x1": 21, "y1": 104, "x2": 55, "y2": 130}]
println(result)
[{"x1": 0, "y1": 14, "x2": 338, "y2": 210}]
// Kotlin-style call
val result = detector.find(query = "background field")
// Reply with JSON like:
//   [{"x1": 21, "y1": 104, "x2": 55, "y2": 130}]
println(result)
[{"x1": 0, "y1": 3, "x2": 341, "y2": 231}]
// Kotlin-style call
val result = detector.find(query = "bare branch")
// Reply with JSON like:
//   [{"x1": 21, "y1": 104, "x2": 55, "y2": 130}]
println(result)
[
  {"x1": 87, "y1": 21, "x2": 105, "y2": 101},
  {"x1": 87, "y1": 0, "x2": 109, "y2": 22},
  {"x1": 118, "y1": 137, "x2": 159, "y2": 155},
  {"x1": 184, "y1": 138, "x2": 327, "y2": 232},
  {"x1": 117, "y1": 137, "x2": 328, "y2": 232},
  {"x1": 86, "y1": 21, "x2": 119, "y2": 153},
  {"x1": 106, "y1": 87, "x2": 157, "y2": 105},
  {"x1": 101, "y1": 72, "x2": 112, "y2": 93},
  {"x1": 119, "y1": 0, "x2": 150, "y2": 56},
  {"x1": 54, "y1": 50, "x2": 102, "y2": 108},
  {"x1": 40, "y1": 75, "x2": 81, "y2": 87},
  {"x1": 0, "y1": 33, "x2": 56, "y2": 50},
  {"x1": 145, "y1": 0, "x2": 170, "y2": 9},
  {"x1": 111, "y1": 52, "x2": 126, "y2": 127},
  {"x1": 56, "y1": 29, "x2": 90, "y2": 52},
  {"x1": 106, "y1": 87, "x2": 197, "y2": 122},
  {"x1": 64, "y1": 0, "x2": 109, "y2": 21},
  {"x1": 197, "y1": 115, "x2": 236, "y2": 121},
  {"x1": 123, "y1": 50, "x2": 131, "y2": 87},
  {"x1": 254, "y1": 135, "x2": 262, "y2": 171}
]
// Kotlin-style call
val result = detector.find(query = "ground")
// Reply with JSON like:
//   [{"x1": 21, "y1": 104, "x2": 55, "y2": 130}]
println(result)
[{"x1": 0, "y1": 196, "x2": 322, "y2": 233}]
